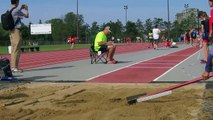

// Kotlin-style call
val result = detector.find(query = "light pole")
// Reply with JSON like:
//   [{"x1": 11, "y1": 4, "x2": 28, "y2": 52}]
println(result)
[
  {"x1": 184, "y1": 4, "x2": 189, "y2": 25},
  {"x1": 76, "y1": 0, "x2": 79, "y2": 42},
  {"x1": 197, "y1": 9, "x2": 200, "y2": 32},
  {"x1": 124, "y1": 5, "x2": 128, "y2": 25},
  {"x1": 167, "y1": 0, "x2": 170, "y2": 39},
  {"x1": 184, "y1": 4, "x2": 189, "y2": 16}
]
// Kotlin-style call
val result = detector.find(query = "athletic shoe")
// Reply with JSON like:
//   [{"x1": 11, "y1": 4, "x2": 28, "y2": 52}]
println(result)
[
  {"x1": 12, "y1": 68, "x2": 23, "y2": 73},
  {"x1": 107, "y1": 60, "x2": 117, "y2": 64},
  {"x1": 200, "y1": 60, "x2": 207, "y2": 64},
  {"x1": 112, "y1": 59, "x2": 118, "y2": 63}
]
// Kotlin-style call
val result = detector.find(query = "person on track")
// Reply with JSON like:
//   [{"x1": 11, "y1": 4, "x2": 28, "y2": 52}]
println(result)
[{"x1": 152, "y1": 25, "x2": 161, "y2": 50}]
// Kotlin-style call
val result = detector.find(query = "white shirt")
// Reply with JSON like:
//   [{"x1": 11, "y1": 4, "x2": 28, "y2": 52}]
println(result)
[{"x1": 152, "y1": 28, "x2": 161, "y2": 40}]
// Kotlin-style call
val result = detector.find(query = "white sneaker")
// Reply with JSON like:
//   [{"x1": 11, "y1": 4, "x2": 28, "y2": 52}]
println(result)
[{"x1": 12, "y1": 68, "x2": 23, "y2": 73}]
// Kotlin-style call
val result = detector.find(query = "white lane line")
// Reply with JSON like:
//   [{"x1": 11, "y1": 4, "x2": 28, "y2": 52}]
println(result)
[
  {"x1": 87, "y1": 47, "x2": 193, "y2": 81},
  {"x1": 153, "y1": 49, "x2": 201, "y2": 81},
  {"x1": 129, "y1": 66, "x2": 171, "y2": 69},
  {"x1": 138, "y1": 63, "x2": 176, "y2": 65}
]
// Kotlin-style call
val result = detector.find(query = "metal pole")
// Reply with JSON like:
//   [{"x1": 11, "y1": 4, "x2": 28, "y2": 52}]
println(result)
[
  {"x1": 124, "y1": 5, "x2": 128, "y2": 25},
  {"x1": 184, "y1": 4, "x2": 189, "y2": 25},
  {"x1": 197, "y1": 9, "x2": 200, "y2": 32},
  {"x1": 167, "y1": 0, "x2": 170, "y2": 39},
  {"x1": 77, "y1": 0, "x2": 79, "y2": 42}
]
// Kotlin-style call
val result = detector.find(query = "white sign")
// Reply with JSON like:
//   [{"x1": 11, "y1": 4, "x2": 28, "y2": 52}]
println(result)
[{"x1": 30, "y1": 24, "x2": 52, "y2": 35}]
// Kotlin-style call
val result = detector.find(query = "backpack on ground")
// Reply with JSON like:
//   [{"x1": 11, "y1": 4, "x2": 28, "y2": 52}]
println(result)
[
  {"x1": 1, "y1": 7, "x2": 16, "y2": 31},
  {"x1": 0, "y1": 58, "x2": 13, "y2": 80}
]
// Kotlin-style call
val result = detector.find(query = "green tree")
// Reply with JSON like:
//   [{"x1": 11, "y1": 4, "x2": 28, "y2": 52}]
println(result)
[
  {"x1": 90, "y1": 21, "x2": 100, "y2": 42},
  {"x1": 47, "y1": 18, "x2": 65, "y2": 42},
  {"x1": 135, "y1": 19, "x2": 144, "y2": 36},
  {"x1": 144, "y1": 18, "x2": 153, "y2": 35},
  {"x1": 0, "y1": 23, "x2": 10, "y2": 45},
  {"x1": 125, "y1": 21, "x2": 139, "y2": 42},
  {"x1": 104, "y1": 20, "x2": 124, "y2": 41},
  {"x1": 153, "y1": 18, "x2": 164, "y2": 28}
]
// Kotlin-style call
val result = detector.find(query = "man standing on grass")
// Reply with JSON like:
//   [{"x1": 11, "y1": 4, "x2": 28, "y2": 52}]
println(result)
[{"x1": 10, "y1": 0, "x2": 29, "y2": 73}]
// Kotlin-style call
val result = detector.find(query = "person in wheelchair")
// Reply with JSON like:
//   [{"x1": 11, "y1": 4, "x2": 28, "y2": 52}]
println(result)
[{"x1": 94, "y1": 26, "x2": 117, "y2": 64}]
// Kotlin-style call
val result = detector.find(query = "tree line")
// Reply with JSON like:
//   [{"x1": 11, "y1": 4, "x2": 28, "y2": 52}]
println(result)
[{"x1": 0, "y1": 11, "x2": 199, "y2": 46}]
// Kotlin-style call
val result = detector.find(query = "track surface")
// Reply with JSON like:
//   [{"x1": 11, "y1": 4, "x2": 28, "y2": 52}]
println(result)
[
  {"x1": 89, "y1": 47, "x2": 199, "y2": 83},
  {"x1": 2, "y1": 43, "x2": 159, "y2": 69},
  {"x1": 1, "y1": 43, "x2": 203, "y2": 83}
]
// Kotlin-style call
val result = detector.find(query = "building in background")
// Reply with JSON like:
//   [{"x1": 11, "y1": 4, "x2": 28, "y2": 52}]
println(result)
[{"x1": 175, "y1": 8, "x2": 198, "y2": 23}]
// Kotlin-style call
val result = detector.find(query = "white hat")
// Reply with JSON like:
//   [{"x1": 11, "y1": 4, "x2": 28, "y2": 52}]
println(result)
[{"x1": 104, "y1": 26, "x2": 111, "y2": 32}]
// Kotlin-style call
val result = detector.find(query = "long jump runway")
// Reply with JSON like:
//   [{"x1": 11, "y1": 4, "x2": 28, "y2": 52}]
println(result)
[
  {"x1": 8, "y1": 44, "x2": 206, "y2": 83},
  {"x1": 89, "y1": 47, "x2": 199, "y2": 83}
]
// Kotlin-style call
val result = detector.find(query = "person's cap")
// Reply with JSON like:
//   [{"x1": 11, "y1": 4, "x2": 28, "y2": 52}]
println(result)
[{"x1": 104, "y1": 26, "x2": 111, "y2": 32}]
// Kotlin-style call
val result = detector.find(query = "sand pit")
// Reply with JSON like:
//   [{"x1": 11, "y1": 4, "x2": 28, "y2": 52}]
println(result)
[{"x1": 0, "y1": 83, "x2": 205, "y2": 120}]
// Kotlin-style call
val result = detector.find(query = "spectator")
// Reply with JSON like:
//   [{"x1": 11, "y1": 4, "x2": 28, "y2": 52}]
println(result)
[
  {"x1": 184, "y1": 31, "x2": 190, "y2": 44},
  {"x1": 67, "y1": 36, "x2": 77, "y2": 49},
  {"x1": 199, "y1": 11, "x2": 209, "y2": 64},
  {"x1": 189, "y1": 26, "x2": 197, "y2": 47},
  {"x1": 94, "y1": 26, "x2": 117, "y2": 64},
  {"x1": 165, "y1": 39, "x2": 171, "y2": 48},
  {"x1": 10, "y1": 0, "x2": 29, "y2": 73},
  {"x1": 152, "y1": 25, "x2": 161, "y2": 50},
  {"x1": 148, "y1": 32, "x2": 153, "y2": 48},
  {"x1": 125, "y1": 37, "x2": 131, "y2": 44},
  {"x1": 117, "y1": 38, "x2": 121, "y2": 43},
  {"x1": 202, "y1": 0, "x2": 213, "y2": 79}
]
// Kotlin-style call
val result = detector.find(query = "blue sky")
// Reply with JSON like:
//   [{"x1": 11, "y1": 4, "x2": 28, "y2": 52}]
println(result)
[{"x1": 0, "y1": 0, "x2": 210, "y2": 26}]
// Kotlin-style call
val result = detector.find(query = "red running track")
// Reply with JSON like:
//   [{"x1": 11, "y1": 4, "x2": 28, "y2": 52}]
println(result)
[
  {"x1": 88, "y1": 47, "x2": 199, "y2": 83},
  {"x1": 1, "y1": 43, "x2": 164, "y2": 69}
]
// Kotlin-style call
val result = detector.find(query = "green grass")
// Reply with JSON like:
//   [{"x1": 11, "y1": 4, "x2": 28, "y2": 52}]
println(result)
[{"x1": 0, "y1": 44, "x2": 91, "y2": 54}]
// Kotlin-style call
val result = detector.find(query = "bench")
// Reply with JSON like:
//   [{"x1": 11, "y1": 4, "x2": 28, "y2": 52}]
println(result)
[{"x1": 20, "y1": 46, "x2": 40, "y2": 52}]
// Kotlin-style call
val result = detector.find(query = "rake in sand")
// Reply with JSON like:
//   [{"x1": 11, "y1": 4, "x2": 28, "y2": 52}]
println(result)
[{"x1": 127, "y1": 74, "x2": 213, "y2": 105}]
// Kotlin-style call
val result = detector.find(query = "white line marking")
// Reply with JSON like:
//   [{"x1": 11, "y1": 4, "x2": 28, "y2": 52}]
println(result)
[
  {"x1": 87, "y1": 47, "x2": 193, "y2": 81},
  {"x1": 129, "y1": 66, "x2": 171, "y2": 69},
  {"x1": 138, "y1": 63, "x2": 176, "y2": 65},
  {"x1": 153, "y1": 49, "x2": 201, "y2": 81}
]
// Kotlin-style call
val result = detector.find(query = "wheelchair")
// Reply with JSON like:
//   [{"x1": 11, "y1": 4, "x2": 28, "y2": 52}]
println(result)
[{"x1": 89, "y1": 45, "x2": 108, "y2": 64}]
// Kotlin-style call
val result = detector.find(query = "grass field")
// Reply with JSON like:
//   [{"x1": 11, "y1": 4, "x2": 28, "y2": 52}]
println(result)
[{"x1": 0, "y1": 44, "x2": 90, "y2": 54}]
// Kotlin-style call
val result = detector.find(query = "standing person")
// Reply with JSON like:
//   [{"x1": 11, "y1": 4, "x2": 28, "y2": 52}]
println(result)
[
  {"x1": 152, "y1": 25, "x2": 161, "y2": 50},
  {"x1": 190, "y1": 26, "x2": 197, "y2": 47},
  {"x1": 94, "y1": 26, "x2": 117, "y2": 64},
  {"x1": 202, "y1": 0, "x2": 213, "y2": 79},
  {"x1": 199, "y1": 11, "x2": 209, "y2": 64},
  {"x1": 184, "y1": 31, "x2": 190, "y2": 44},
  {"x1": 10, "y1": 0, "x2": 29, "y2": 73},
  {"x1": 67, "y1": 36, "x2": 77, "y2": 49},
  {"x1": 125, "y1": 37, "x2": 131, "y2": 44},
  {"x1": 148, "y1": 32, "x2": 153, "y2": 48},
  {"x1": 209, "y1": 0, "x2": 213, "y2": 39},
  {"x1": 184, "y1": 32, "x2": 188, "y2": 44}
]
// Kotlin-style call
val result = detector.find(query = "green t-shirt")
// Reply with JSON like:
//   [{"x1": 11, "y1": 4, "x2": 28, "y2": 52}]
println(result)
[{"x1": 94, "y1": 31, "x2": 107, "y2": 51}]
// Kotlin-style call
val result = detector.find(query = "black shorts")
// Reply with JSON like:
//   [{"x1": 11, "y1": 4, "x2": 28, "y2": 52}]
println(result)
[
  {"x1": 192, "y1": 36, "x2": 196, "y2": 39},
  {"x1": 154, "y1": 39, "x2": 159, "y2": 44},
  {"x1": 98, "y1": 45, "x2": 108, "y2": 53}
]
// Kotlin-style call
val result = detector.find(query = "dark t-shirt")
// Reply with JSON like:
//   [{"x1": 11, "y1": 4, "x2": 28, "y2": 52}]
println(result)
[
  {"x1": 201, "y1": 19, "x2": 209, "y2": 40},
  {"x1": 201, "y1": 19, "x2": 209, "y2": 33}
]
